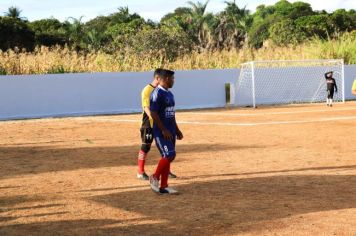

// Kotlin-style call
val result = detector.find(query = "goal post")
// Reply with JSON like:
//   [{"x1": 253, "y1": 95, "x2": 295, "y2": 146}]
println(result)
[{"x1": 234, "y1": 59, "x2": 345, "y2": 108}]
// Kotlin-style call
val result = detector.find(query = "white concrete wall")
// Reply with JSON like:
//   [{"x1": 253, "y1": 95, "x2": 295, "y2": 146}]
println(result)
[
  {"x1": 0, "y1": 69, "x2": 237, "y2": 120},
  {"x1": 0, "y1": 67, "x2": 354, "y2": 120}
]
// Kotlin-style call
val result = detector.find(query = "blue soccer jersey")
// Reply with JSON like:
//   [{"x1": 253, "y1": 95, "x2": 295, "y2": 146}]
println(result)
[
  {"x1": 150, "y1": 85, "x2": 177, "y2": 158},
  {"x1": 150, "y1": 85, "x2": 176, "y2": 134}
]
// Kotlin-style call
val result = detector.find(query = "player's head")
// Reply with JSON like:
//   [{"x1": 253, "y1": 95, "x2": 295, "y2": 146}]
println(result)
[
  {"x1": 326, "y1": 71, "x2": 333, "y2": 78},
  {"x1": 157, "y1": 69, "x2": 175, "y2": 89},
  {"x1": 152, "y1": 68, "x2": 163, "y2": 86}
]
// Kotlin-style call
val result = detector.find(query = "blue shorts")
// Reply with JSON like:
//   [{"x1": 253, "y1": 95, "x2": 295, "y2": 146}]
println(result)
[{"x1": 154, "y1": 135, "x2": 176, "y2": 158}]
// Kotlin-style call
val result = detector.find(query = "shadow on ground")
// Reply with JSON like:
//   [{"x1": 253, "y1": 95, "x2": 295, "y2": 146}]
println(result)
[
  {"x1": 1, "y1": 173, "x2": 355, "y2": 235},
  {"x1": 0, "y1": 143, "x2": 263, "y2": 179}
]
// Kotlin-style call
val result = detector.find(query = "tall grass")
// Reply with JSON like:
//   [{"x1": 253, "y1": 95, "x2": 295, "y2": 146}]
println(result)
[{"x1": 0, "y1": 33, "x2": 355, "y2": 75}]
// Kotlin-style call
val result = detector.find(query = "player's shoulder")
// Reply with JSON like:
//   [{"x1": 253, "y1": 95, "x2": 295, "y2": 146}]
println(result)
[
  {"x1": 151, "y1": 87, "x2": 161, "y2": 100},
  {"x1": 142, "y1": 84, "x2": 152, "y2": 92},
  {"x1": 142, "y1": 84, "x2": 155, "y2": 95}
]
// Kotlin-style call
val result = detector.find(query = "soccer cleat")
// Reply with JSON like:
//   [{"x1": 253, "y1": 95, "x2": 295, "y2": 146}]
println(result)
[
  {"x1": 168, "y1": 172, "x2": 177, "y2": 179},
  {"x1": 137, "y1": 172, "x2": 149, "y2": 180},
  {"x1": 159, "y1": 187, "x2": 179, "y2": 195},
  {"x1": 149, "y1": 175, "x2": 160, "y2": 193}
]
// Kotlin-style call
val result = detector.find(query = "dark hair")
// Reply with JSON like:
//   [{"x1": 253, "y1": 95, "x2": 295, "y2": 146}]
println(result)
[
  {"x1": 325, "y1": 71, "x2": 333, "y2": 79},
  {"x1": 154, "y1": 68, "x2": 163, "y2": 77},
  {"x1": 156, "y1": 69, "x2": 175, "y2": 78}
]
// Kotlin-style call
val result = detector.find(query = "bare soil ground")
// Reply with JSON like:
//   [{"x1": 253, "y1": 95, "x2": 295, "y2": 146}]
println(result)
[{"x1": 1, "y1": 102, "x2": 356, "y2": 236}]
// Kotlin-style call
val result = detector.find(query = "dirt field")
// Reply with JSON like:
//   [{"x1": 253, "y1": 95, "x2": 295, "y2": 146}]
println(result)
[{"x1": 1, "y1": 102, "x2": 356, "y2": 236}]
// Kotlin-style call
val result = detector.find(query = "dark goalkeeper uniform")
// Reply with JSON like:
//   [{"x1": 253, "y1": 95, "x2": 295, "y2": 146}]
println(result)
[{"x1": 325, "y1": 73, "x2": 337, "y2": 99}]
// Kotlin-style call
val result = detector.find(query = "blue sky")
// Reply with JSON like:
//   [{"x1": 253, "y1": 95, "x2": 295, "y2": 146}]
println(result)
[{"x1": 0, "y1": 0, "x2": 355, "y2": 22}]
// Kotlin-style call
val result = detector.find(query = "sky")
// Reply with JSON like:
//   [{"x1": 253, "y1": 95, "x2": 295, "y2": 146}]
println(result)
[{"x1": 0, "y1": 0, "x2": 355, "y2": 22}]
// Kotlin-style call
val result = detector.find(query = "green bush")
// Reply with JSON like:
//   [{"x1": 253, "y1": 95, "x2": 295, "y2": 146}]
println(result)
[
  {"x1": 0, "y1": 16, "x2": 35, "y2": 51},
  {"x1": 269, "y1": 19, "x2": 306, "y2": 45}
]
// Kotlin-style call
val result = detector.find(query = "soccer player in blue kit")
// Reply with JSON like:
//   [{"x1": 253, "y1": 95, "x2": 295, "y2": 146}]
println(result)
[{"x1": 149, "y1": 69, "x2": 183, "y2": 194}]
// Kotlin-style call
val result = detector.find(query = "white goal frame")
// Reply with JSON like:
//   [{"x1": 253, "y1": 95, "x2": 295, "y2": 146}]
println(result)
[{"x1": 233, "y1": 59, "x2": 345, "y2": 108}]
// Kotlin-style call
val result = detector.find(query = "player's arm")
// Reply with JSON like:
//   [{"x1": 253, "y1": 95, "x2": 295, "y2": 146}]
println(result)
[
  {"x1": 334, "y1": 79, "x2": 338, "y2": 92},
  {"x1": 175, "y1": 118, "x2": 183, "y2": 140},
  {"x1": 141, "y1": 87, "x2": 152, "y2": 116},
  {"x1": 143, "y1": 106, "x2": 152, "y2": 119},
  {"x1": 151, "y1": 111, "x2": 173, "y2": 140}
]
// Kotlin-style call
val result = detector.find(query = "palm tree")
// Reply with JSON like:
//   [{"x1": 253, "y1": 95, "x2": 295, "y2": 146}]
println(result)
[
  {"x1": 65, "y1": 16, "x2": 85, "y2": 50},
  {"x1": 216, "y1": 0, "x2": 251, "y2": 49},
  {"x1": 86, "y1": 29, "x2": 104, "y2": 51},
  {"x1": 5, "y1": 6, "x2": 26, "y2": 20},
  {"x1": 186, "y1": 0, "x2": 211, "y2": 49}
]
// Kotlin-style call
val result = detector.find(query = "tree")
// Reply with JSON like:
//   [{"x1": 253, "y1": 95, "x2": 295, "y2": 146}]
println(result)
[
  {"x1": 161, "y1": 7, "x2": 192, "y2": 32},
  {"x1": 4, "y1": 6, "x2": 26, "y2": 20},
  {"x1": 289, "y1": 1, "x2": 314, "y2": 19},
  {"x1": 0, "y1": 17, "x2": 35, "y2": 51},
  {"x1": 85, "y1": 16, "x2": 111, "y2": 34},
  {"x1": 330, "y1": 9, "x2": 356, "y2": 33},
  {"x1": 295, "y1": 15, "x2": 332, "y2": 39},
  {"x1": 186, "y1": 0, "x2": 212, "y2": 49},
  {"x1": 215, "y1": 1, "x2": 252, "y2": 49},
  {"x1": 269, "y1": 19, "x2": 306, "y2": 45},
  {"x1": 131, "y1": 27, "x2": 193, "y2": 61},
  {"x1": 85, "y1": 29, "x2": 106, "y2": 51},
  {"x1": 106, "y1": 17, "x2": 147, "y2": 52},
  {"x1": 29, "y1": 18, "x2": 67, "y2": 47},
  {"x1": 109, "y1": 7, "x2": 142, "y2": 25},
  {"x1": 64, "y1": 16, "x2": 85, "y2": 50}
]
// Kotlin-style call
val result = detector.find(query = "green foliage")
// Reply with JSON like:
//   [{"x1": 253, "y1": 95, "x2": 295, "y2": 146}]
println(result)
[
  {"x1": 29, "y1": 18, "x2": 64, "y2": 33},
  {"x1": 131, "y1": 27, "x2": 193, "y2": 61},
  {"x1": 330, "y1": 9, "x2": 356, "y2": 32},
  {"x1": 248, "y1": 15, "x2": 279, "y2": 48},
  {"x1": 214, "y1": 2, "x2": 252, "y2": 49},
  {"x1": 63, "y1": 17, "x2": 86, "y2": 50},
  {"x1": 288, "y1": 1, "x2": 314, "y2": 19},
  {"x1": 106, "y1": 18, "x2": 147, "y2": 51},
  {"x1": 4, "y1": 6, "x2": 25, "y2": 20},
  {"x1": 0, "y1": 16, "x2": 35, "y2": 51},
  {"x1": 0, "y1": 0, "x2": 355, "y2": 58},
  {"x1": 269, "y1": 19, "x2": 306, "y2": 45},
  {"x1": 274, "y1": 0, "x2": 293, "y2": 16},
  {"x1": 295, "y1": 15, "x2": 331, "y2": 39},
  {"x1": 29, "y1": 18, "x2": 67, "y2": 46}
]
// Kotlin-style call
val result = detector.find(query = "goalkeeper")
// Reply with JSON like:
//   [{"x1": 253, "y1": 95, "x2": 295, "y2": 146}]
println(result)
[{"x1": 325, "y1": 71, "x2": 338, "y2": 107}]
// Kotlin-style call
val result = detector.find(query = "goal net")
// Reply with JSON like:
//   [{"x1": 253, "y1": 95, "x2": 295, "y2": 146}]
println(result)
[{"x1": 234, "y1": 59, "x2": 344, "y2": 107}]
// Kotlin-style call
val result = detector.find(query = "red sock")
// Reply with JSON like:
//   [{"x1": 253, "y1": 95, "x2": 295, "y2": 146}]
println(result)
[
  {"x1": 138, "y1": 150, "x2": 147, "y2": 174},
  {"x1": 154, "y1": 158, "x2": 170, "y2": 180},
  {"x1": 160, "y1": 161, "x2": 170, "y2": 189}
]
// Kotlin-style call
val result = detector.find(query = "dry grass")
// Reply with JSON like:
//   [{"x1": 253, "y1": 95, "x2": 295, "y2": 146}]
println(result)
[{"x1": 0, "y1": 34, "x2": 355, "y2": 75}]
